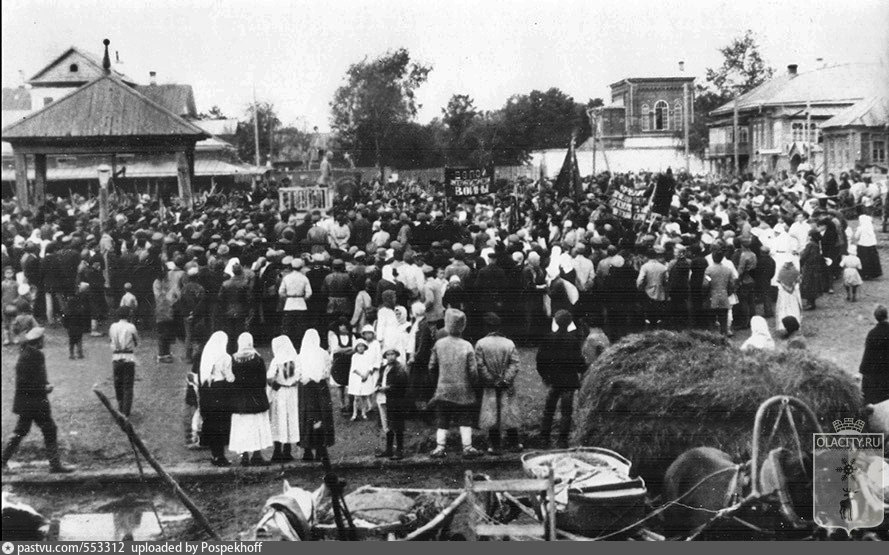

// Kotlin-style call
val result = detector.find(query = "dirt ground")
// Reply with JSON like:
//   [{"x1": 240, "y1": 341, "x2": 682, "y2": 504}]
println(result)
[{"x1": 2, "y1": 232, "x2": 886, "y2": 474}]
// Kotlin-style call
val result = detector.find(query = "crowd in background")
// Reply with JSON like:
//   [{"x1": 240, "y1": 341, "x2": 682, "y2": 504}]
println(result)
[{"x1": 2, "y1": 165, "x2": 887, "y2": 466}]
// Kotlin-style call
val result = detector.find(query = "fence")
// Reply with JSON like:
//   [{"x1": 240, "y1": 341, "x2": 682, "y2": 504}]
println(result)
[{"x1": 278, "y1": 187, "x2": 334, "y2": 213}]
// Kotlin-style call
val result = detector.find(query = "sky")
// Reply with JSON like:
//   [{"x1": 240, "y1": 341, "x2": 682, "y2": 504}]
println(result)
[{"x1": 2, "y1": 0, "x2": 888, "y2": 131}]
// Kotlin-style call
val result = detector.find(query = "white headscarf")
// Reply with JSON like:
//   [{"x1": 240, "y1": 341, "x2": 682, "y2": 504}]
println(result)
[
  {"x1": 298, "y1": 329, "x2": 330, "y2": 383},
  {"x1": 199, "y1": 331, "x2": 233, "y2": 386},
  {"x1": 269, "y1": 335, "x2": 300, "y2": 384},
  {"x1": 857, "y1": 214, "x2": 876, "y2": 247},
  {"x1": 234, "y1": 332, "x2": 258, "y2": 362},
  {"x1": 741, "y1": 316, "x2": 775, "y2": 352},
  {"x1": 224, "y1": 257, "x2": 241, "y2": 278}
]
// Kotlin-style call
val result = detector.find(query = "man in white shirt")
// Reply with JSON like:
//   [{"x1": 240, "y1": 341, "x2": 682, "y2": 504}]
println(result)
[
  {"x1": 279, "y1": 258, "x2": 312, "y2": 346},
  {"x1": 108, "y1": 307, "x2": 139, "y2": 417}
]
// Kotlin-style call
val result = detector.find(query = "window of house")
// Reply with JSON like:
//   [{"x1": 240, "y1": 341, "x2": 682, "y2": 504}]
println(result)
[
  {"x1": 43, "y1": 97, "x2": 53, "y2": 107},
  {"x1": 640, "y1": 103, "x2": 650, "y2": 131},
  {"x1": 654, "y1": 100, "x2": 669, "y2": 130},
  {"x1": 69, "y1": 63, "x2": 78, "y2": 73},
  {"x1": 739, "y1": 128, "x2": 749, "y2": 144},
  {"x1": 673, "y1": 99, "x2": 683, "y2": 130},
  {"x1": 791, "y1": 122, "x2": 805, "y2": 142},
  {"x1": 874, "y1": 140, "x2": 887, "y2": 164}
]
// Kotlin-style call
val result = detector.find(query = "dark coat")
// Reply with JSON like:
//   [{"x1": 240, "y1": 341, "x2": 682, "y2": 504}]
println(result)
[
  {"x1": 410, "y1": 318, "x2": 437, "y2": 402},
  {"x1": 63, "y1": 291, "x2": 91, "y2": 335},
  {"x1": 230, "y1": 353, "x2": 270, "y2": 414},
  {"x1": 536, "y1": 329, "x2": 587, "y2": 390},
  {"x1": 13, "y1": 344, "x2": 50, "y2": 417},
  {"x1": 378, "y1": 361, "x2": 410, "y2": 427},
  {"x1": 860, "y1": 321, "x2": 889, "y2": 404}
]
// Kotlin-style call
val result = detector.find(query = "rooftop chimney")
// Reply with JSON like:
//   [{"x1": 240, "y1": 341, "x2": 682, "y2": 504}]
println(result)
[
  {"x1": 787, "y1": 64, "x2": 798, "y2": 76},
  {"x1": 149, "y1": 71, "x2": 157, "y2": 86},
  {"x1": 678, "y1": 61, "x2": 685, "y2": 72},
  {"x1": 815, "y1": 57, "x2": 824, "y2": 68},
  {"x1": 115, "y1": 51, "x2": 120, "y2": 63},
  {"x1": 102, "y1": 39, "x2": 111, "y2": 73}
]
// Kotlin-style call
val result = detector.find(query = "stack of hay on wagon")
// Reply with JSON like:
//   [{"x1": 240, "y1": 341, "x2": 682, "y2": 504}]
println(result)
[{"x1": 573, "y1": 330, "x2": 863, "y2": 483}]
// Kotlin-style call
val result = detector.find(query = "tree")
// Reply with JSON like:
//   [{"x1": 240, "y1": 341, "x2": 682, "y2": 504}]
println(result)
[
  {"x1": 273, "y1": 125, "x2": 311, "y2": 164},
  {"x1": 234, "y1": 101, "x2": 281, "y2": 165},
  {"x1": 198, "y1": 105, "x2": 228, "y2": 119},
  {"x1": 687, "y1": 30, "x2": 775, "y2": 154},
  {"x1": 330, "y1": 48, "x2": 432, "y2": 175},
  {"x1": 704, "y1": 29, "x2": 775, "y2": 97},
  {"x1": 441, "y1": 94, "x2": 480, "y2": 164}
]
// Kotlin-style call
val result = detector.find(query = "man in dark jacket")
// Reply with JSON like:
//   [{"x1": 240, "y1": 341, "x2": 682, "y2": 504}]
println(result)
[
  {"x1": 860, "y1": 304, "x2": 889, "y2": 405},
  {"x1": 754, "y1": 245, "x2": 777, "y2": 318},
  {"x1": 2, "y1": 327, "x2": 73, "y2": 473},
  {"x1": 537, "y1": 310, "x2": 587, "y2": 448}
]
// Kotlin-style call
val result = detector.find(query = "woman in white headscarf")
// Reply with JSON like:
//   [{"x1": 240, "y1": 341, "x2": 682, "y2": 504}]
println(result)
[
  {"x1": 267, "y1": 335, "x2": 301, "y2": 463},
  {"x1": 228, "y1": 332, "x2": 273, "y2": 466},
  {"x1": 297, "y1": 329, "x2": 335, "y2": 462},
  {"x1": 855, "y1": 211, "x2": 882, "y2": 280},
  {"x1": 198, "y1": 331, "x2": 235, "y2": 467},
  {"x1": 223, "y1": 257, "x2": 241, "y2": 278},
  {"x1": 741, "y1": 316, "x2": 775, "y2": 352}
]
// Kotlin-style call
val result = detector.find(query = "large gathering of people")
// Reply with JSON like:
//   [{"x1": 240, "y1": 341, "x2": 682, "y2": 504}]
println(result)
[{"x1": 1, "y1": 164, "x2": 887, "y2": 470}]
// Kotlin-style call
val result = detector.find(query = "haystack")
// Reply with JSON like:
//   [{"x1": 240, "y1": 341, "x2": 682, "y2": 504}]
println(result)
[{"x1": 572, "y1": 330, "x2": 863, "y2": 479}]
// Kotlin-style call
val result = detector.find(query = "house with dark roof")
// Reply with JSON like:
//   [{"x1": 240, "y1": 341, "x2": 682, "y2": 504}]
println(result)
[{"x1": 706, "y1": 62, "x2": 888, "y2": 177}]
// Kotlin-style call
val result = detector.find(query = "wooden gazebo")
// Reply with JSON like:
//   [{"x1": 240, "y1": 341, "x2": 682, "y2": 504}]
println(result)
[{"x1": 1, "y1": 39, "x2": 209, "y2": 211}]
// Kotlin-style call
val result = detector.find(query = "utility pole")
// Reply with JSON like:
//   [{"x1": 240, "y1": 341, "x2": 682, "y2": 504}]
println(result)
[
  {"x1": 586, "y1": 107, "x2": 598, "y2": 178},
  {"x1": 683, "y1": 82, "x2": 690, "y2": 173},
  {"x1": 253, "y1": 84, "x2": 261, "y2": 167},
  {"x1": 733, "y1": 87, "x2": 740, "y2": 176}
]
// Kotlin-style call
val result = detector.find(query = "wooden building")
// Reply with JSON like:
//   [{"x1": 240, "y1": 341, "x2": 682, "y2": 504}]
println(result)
[
  {"x1": 821, "y1": 95, "x2": 888, "y2": 178},
  {"x1": 706, "y1": 63, "x2": 888, "y2": 177}
]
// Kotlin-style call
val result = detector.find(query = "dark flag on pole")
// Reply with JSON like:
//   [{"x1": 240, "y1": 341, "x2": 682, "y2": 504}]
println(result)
[{"x1": 555, "y1": 132, "x2": 582, "y2": 198}]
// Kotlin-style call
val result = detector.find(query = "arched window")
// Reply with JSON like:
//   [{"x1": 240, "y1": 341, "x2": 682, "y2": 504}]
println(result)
[
  {"x1": 640, "y1": 103, "x2": 650, "y2": 131},
  {"x1": 673, "y1": 99, "x2": 683, "y2": 130},
  {"x1": 69, "y1": 63, "x2": 78, "y2": 73},
  {"x1": 654, "y1": 100, "x2": 669, "y2": 131}
]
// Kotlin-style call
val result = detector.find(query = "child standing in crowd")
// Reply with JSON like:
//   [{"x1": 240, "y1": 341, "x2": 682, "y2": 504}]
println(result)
[
  {"x1": 2, "y1": 266, "x2": 16, "y2": 345},
  {"x1": 328, "y1": 318, "x2": 355, "y2": 414},
  {"x1": 841, "y1": 245, "x2": 863, "y2": 302},
  {"x1": 119, "y1": 282, "x2": 138, "y2": 319},
  {"x1": 12, "y1": 298, "x2": 39, "y2": 344},
  {"x1": 348, "y1": 339, "x2": 378, "y2": 421},
  {"x1": 375, "y1": 348, "x2": 409, "y2": 460},
  {"x1": 64, "y1": 282, "x2": 91, "y2": 359}
]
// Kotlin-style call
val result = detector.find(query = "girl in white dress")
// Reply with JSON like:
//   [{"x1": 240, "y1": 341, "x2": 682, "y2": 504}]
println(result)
[
  {"x1": 840, "y1": 245, "x2": 863, "y2": 302},
  {"x1": 348, "y1": 338, "x2": 379, "y2": 420},
  {"x1": 267, "y1": 335, "x2": 300, "y2": 462}
]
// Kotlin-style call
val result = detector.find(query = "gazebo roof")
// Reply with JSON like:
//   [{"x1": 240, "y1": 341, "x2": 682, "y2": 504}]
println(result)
[{"x1": 1, "y1": 74, "x2": 209, "y2": 142}]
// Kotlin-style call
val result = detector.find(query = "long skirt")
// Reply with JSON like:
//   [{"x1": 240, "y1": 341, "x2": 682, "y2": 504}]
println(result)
[
  {"x1": 298, "y1": 380, "x2": 335, "y2": 449},
  {"x1": 269, "y1": 387, "x2": 300, "y2": 443},
  {"x1": 198, "y1": 384, "x2": 231, "y2": 450},
  {"x1": 229, "y1": 411, "x2": 273, "y2": 453},
  {"x1": 775, "y1": 285, "x2": 802, "y2": 333},
  {"x1": 858, "y1": 245, "x2": 883, "y2": 280}
]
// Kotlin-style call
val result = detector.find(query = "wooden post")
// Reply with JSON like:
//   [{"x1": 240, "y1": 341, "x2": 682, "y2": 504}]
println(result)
[
  {"x1": 176, "y1": 149, "x2": 195, "y2": 210},
  {"x1": 683, "y1": 82, "x2": 691, "y2": 173},
  {"x1": 14, "y1": 152, "x2": 29, "y2": 211},
  {"x1": 93, "y1": 388, "x2": 221, "y2": 540},
  {"x1": 33, "y1": 154, "x2": 47, "y2": 208},
  {"x1": 546, "y1": 466, "x2": 556, "y2": 541}
]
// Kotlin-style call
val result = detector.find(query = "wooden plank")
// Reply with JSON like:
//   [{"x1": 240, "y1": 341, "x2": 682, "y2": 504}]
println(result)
[
  {"x1": 470, "y1": 479, "x2": 551, "y2": 493},
  {"x1": 476, "y1": 523, "x2": 545, "y2": 537}
]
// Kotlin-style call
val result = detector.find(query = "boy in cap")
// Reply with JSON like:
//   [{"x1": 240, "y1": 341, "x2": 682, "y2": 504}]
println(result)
[
  {"x1": 375, "y1": 348, "x2": 409, "y2": 460},
  {"x1": 63, "y1": 282, "x2": 91, "y2": 359}
]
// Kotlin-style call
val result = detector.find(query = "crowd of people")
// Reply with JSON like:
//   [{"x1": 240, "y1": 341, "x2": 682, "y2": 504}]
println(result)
[{"x1": 1, "y1": 164, "x2": 887, "y2": 469}]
